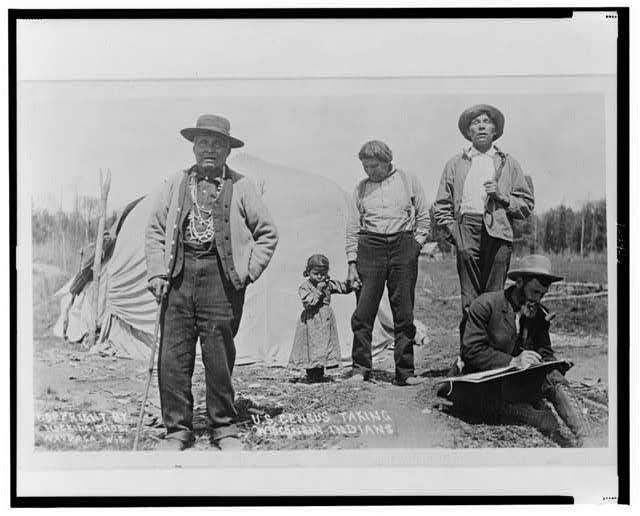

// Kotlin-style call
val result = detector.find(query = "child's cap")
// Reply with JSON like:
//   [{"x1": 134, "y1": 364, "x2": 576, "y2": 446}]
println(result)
[{"x1": 304, "y1": 254, "x2": 330, "y2": 276}]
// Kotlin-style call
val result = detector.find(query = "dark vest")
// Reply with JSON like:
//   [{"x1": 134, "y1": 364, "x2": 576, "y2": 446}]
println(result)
[{"x1": 168, "y1": 167, "x2": 242, "y2": 289}]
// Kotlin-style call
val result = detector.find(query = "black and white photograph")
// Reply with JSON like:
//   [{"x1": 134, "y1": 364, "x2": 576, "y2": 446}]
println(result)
[{"x1": 12, "y1": 9, "x2": 627, "y2": 503}]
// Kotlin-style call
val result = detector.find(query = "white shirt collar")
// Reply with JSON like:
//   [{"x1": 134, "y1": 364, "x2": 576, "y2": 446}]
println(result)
[{"x1": 467, "y1": 145, "x2": 496, "y2": 158}]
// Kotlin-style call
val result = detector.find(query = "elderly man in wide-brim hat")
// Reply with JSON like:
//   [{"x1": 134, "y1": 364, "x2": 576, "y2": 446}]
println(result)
[
  {"x1": 456, "y1": 255, "x2": 589, "y2": 446},
  {"x1": 145, "y1": 114, "x2": 279, "y2": 451},
  {"x1": 433, "y1": 104, "x2": 534, "y2": 327}
]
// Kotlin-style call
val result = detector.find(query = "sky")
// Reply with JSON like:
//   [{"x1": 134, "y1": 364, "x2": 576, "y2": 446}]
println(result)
[
  {"x1": 16, "y1": 15, "x2": 616, "y2": 214},
  {"x1": 20, "y1": 81, "x2": 608, "y2": 214}
]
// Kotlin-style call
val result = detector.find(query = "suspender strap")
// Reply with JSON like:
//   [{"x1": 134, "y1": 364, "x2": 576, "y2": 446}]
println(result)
[
  {"x1": 356, "y1": 169, "x2": 415, "y2": 217},
  {"x1": 397, "y1": 168, "x2": 414, "y2": 202}
]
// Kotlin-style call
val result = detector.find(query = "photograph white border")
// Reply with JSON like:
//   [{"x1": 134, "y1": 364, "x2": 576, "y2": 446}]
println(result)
[{"x1": 8, "y1": 7, "x2": 630, "y2": 505}]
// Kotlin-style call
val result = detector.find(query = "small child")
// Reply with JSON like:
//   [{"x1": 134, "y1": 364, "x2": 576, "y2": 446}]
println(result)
[{"x1": 288, "y1": 254, "x2": 352, "y2": 383}]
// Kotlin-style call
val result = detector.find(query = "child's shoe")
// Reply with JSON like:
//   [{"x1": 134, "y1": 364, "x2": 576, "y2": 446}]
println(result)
[{"x1": 306, "y1": 367, "x2": 325, "y2": 383}]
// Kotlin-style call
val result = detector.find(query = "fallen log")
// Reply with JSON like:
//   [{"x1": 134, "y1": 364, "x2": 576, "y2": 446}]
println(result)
[
  {"x1": 579, "y1": 396, "x2": 609, "y2": 411},
  {"x1": 543, "y1": 291, "x2": 608, "y2": 302},
  {"x1": 434, "y1": 290, "x2": 608, "y2": 303}
]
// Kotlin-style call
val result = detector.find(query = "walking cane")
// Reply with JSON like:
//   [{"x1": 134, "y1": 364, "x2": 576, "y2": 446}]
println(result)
[{"x1": 133, "y1": 293, "x2": 165, "y2": 451}]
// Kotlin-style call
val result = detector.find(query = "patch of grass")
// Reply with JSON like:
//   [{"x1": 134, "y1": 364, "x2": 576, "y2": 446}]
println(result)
[
  {"x1": 416, "y1": 255, "x2": 608, "y2": 338},
  {"x1": 545, "y1": 296, "x2": 608, "y2": 336},
  {"x1": 33, "y1": 238, "x2": 85, "y2": 276},
  {"x1": 547, "y1": 254, "x2": 608, "y2": 285}
]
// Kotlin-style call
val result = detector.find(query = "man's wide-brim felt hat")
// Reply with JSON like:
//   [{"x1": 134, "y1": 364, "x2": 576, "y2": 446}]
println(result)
[
  {"x1": 458, "y1": 104, "x2": 505, "y2": 142},
  {"x1": 180, "y1": 114, "x2": 244, "y2": 148},
  {"x1": 507, "y1": 254, "x2": 564, "y2": 283}
]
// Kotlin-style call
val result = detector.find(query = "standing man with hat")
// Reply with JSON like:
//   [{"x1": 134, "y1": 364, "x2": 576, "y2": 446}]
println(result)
[
  {"x1": 433, "y1": 104, "x2": 534, "y2": 322},
  {"x1": 145, "y1": 114, "x2": 279, "y2": 451},
  {"x1": 458, "y1": 255, "x2": 589, "y2": 446}
]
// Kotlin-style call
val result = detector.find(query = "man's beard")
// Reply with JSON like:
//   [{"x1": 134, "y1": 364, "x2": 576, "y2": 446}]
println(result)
[{"x1": 521, "y1": 302, "x2": 538, "y2": 319}]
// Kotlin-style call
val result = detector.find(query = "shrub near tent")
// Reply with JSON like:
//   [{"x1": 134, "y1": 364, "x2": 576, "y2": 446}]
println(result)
[{"x1": 55, "y1": 154, "x2": 395, "y2": 365}]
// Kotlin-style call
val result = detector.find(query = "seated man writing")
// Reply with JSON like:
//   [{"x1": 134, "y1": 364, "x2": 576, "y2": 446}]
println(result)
[{"x1": 458, "y1": 254, "x2": 589, "y2": 446}]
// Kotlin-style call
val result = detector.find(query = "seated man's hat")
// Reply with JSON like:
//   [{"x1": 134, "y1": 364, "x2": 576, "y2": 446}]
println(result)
[
  {"x1": 458, "y1": 104, "x2": 505, "y2": 142},
  {"x1": 507, "y1": 254, "x2": 563, "y2": 284},
  {"x1": 181, "y1": 114, "x2": 244, "y2": 148}
]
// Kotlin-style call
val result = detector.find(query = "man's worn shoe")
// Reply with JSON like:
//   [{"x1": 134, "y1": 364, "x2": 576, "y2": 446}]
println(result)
[
  {"x1": 216, "y1": 436, "x2": 244, "y2": 451},
  {"x1": 549, "y1": 384, "x2": 590, "y2": 447},
  {"x1": 156, "y1": 437, "x2": 188, "y2": 451},
  {"x1": 499, "y1": 401, "x2": 560, "y2": 435},
  {"x1": 436, "y1": 380, "x2": 453, "y2": 399},
  {"x1": 394, "y1": 376, "x2": 425, "y2": 386}
]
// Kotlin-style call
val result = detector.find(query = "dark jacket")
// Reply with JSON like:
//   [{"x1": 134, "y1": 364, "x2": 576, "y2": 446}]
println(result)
[
  {"x1": 461, "y1": 286, "x2": 555, "y2": 372},
  {"x1": 433, "y1": 146, "x2": 534, "y2": 243}
]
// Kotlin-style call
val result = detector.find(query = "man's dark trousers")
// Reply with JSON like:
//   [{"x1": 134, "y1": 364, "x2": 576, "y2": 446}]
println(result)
[
  {"x1": 158, "y1": 246, "x2": 245, "y2": 444},
  {"x1": 351, "y1": 231, "x2": 419, "y2": 382},
  {"x1": 455, "y1": 213, "x2": 512, "y2": 314}
]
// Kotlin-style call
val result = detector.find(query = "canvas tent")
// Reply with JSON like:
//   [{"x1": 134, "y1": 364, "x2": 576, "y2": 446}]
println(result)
[
  {"x1": 54, "y1": 154, "x2": 402, "y2": 366},
  {"x1": 420, "y1": 242, "x2": 443, "y2": 261}
]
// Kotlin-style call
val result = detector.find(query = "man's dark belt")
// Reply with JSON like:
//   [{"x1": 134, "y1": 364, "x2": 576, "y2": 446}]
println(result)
[
  {"x1": 358, "y1": 230, "x2": 414, "y2": 237},
  {"x1": 184, "y1": 239, "x2": 217, "y2": 257}
]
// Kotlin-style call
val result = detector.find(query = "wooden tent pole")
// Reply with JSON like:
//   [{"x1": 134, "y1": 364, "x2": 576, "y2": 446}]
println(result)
[
  {"x1": 87, "y1": 169, "x2": 111, "y2": 349},
  {"x1": 62, "y1": 247, "x2": 84, "y2": 341}
]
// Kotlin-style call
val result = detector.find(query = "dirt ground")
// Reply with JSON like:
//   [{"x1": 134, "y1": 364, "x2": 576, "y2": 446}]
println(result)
[{"x1": 31, "y1": 258, "x2": 609, "y2": 452}]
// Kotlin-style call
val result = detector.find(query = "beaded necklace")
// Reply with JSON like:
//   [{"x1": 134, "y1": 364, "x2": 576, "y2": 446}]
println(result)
[{"x1": 186, "y1": 172, "x2": 223, "y2": 244}]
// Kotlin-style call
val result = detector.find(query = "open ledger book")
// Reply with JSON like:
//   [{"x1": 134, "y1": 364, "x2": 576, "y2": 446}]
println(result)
[{"x1": 441, "y1": 359, "x2": 573, "y2": 384}]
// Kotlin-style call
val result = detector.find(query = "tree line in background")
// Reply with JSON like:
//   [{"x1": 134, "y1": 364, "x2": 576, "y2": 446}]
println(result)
[
  {"x1": 31, "y1": 196, "x2": 117, "y2": 273},
  {"x1": 516, "y1": 200, "x2": 607, "y2": 255},
  {"x1": 32, "y1": 196, "x2": 607, "y2": 274},
  {"x1": 431, "y1": 199, "x2": 607, "y2": 256}
]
